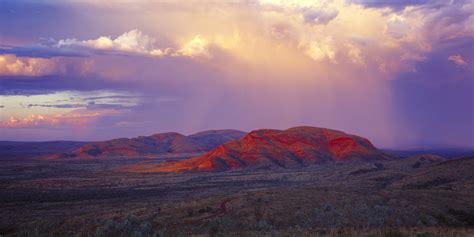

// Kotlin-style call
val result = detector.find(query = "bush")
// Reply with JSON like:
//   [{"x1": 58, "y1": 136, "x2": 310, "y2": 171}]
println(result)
[
  {"x1": 255, "y1": 220, "x2": 274, "y2": 232},
  {"x1": 95, "y1": 215, "x2": 157, "y2": 237},
  {"x1": 208, "y1": 218, "x2": 232, "y2": 237},
  {"x1": 382, "y1": 228, "x2": 403, "y2": 237}
]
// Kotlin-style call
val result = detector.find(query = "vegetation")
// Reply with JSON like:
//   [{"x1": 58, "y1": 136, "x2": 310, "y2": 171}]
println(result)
[{"x1": 1, "y1": 156, "x2": 473, "y2": 236}]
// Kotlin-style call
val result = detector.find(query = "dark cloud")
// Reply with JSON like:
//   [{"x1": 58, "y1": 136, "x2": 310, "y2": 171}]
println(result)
[
  {"x1": 0, "y1": 1, "x2": 136, "y2": 43},
  {"x1": 0, "y1": 1, "x2": 82, "y2": 41},
  {"x1": 0, "y1": 43, "x2": 152, "y2": 59},
  {"x1": 0, "y1": 75, "x2": 132, "y2": 96},
  {"x1": 302, "y1": 8, "x2": 338, "y2": 25},
  {"x1": 83, "y1": 95, "x2": 144, "y2": 101},
  {"x1": 26, "y1": 103, "x2": 84, "y2": 109},
  {"x1": 421, "y1": 4, "x2": 473, "y2": 44},
  {"x1": 0, "y1": 49, "x2": 231, "y2": 97},
  {"x1": 391, "y1": 39, "x2": 474, "y2": 147},
  {"x1": 86, "y1": 102, "x2": 135, "y2": 110},
  {"x1": 0, "y1": 45, "x2": 87, "y2": 58},
  {"x1": 349, "y1": 0, "x2": 432, "y2": 11},
  {"x1": 25, "y1": 102, "x2": 135, "y2": 110}
]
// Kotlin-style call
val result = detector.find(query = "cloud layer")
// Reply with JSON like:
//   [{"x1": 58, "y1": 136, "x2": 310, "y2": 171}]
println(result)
[{"x1": 0, "y1": 0, "x2": 472, "y2": 147}]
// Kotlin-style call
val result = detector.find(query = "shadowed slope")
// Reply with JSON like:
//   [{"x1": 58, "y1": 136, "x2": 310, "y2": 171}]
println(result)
[
  {"x1": 145, "y1": 126, "x2": 391, "y2": 172},
  {"x1": 48, "y1": 130, "x2": 246, "y2": 159},
  {"x1": 188, "y1": 130, "x2": 247, "y2": 151},
  {"x1": 391, "y1": 156, "x2": 474, "y2": 190}
]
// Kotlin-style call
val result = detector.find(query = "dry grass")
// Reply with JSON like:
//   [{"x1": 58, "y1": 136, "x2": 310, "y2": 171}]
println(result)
[
  {"x1": 221, "y1": 228, "x2": 474, "y2": 237},
  {"x1": 1, "y1": 157, "x2": 473, "y2": 236}
]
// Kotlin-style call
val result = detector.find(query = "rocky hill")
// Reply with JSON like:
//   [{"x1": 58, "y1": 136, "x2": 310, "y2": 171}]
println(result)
[
  {"x1": 136, "y1": 126, "x2": 391, "y2": 172},
  {"x1": 48, "y1": 130, "x2": 246, "y2": 159}
]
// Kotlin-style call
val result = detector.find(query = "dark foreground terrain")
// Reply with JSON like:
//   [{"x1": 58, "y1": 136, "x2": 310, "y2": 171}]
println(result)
[{"x1": 1, "y1": 154, "x2": 474, "y2": 236}]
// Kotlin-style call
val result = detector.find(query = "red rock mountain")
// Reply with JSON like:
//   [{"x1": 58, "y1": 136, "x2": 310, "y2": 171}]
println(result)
[
  {"x1": 49, "y1": 130, "x2": 246, "y2": 159},
  {"x1": 150, "y1": 126, "x2": 391, "y2": 172}
]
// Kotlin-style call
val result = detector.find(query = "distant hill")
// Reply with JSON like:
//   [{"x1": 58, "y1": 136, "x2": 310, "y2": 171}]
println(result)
[
  {"x1": 130, "y1": 126, "x2": 392, "y2": 172},
  {"x1": 0, "y1": 141, "x2": 89, "y2": 160},
  {"x1": 188, "y1": 130, "x2": 247, "y2": 151},
  {"x1": 391, "y1": 156, "x2": 474, "y2": 190},
  {"x1": 383, "y1": 148, "x2": 474, "y2": 159},
  {"x1": 48, "y1": 130, "x2": 246, "y2": 159}
]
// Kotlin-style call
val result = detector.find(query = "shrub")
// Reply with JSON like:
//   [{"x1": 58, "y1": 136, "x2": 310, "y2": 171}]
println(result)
[{"x1": 95, "y1": 215, "x2": 157, "y2": 237}]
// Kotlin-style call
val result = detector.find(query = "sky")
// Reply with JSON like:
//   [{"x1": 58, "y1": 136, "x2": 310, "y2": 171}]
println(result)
[{"x1": 0, "y1": 0, "x2": 472, "y2": 148}]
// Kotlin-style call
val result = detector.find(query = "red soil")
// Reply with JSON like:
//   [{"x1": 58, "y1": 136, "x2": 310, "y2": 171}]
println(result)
[{"x1": 144, "y1": 126, "x2": 388, "y2": 173}]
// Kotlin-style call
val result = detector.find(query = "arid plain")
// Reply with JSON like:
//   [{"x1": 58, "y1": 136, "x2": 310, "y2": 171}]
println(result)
[{"x1": 1, "y1": 128, "x2": 473, "y2": 236}]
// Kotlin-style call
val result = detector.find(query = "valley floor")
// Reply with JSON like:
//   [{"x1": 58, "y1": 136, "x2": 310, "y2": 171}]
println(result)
[{"x1": 0, "y1": 156, "x2": 473, "y2": 236}]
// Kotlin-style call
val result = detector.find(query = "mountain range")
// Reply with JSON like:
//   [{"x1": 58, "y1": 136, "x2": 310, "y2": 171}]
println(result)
[
  {"x1": 8, "y1": 126, "x2": 470, "y2": 174},
  {"x1": 124, "y1": 126, "x2": 392, "y2": 172},
  {"x1": 48, "y1": 129, "x2": 246, "y2": 159}
]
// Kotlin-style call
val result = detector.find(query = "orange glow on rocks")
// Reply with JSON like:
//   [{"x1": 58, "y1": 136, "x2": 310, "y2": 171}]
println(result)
[{"x1": 136, "y1": 126, "x2": 390, "y2": 173}]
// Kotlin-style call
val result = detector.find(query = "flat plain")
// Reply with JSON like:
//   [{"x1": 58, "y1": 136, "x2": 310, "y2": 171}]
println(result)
[{"x1": 1, "y1": 153, "x2": 473, "y2": 236}]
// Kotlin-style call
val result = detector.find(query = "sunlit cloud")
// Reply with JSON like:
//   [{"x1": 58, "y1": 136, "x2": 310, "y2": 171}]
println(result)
[
  {"x1": 384, "y1": 15, "x2": 411, "y2": 39},
  {"x1": 0, "y1": 90, "x2": 142, "y2": 120},
  {"x1": 177, "y1": 35, "x2": 211, "y2": 58},
  {"x1": 301, "y1": 37, "x2": 337, "y2": 63},
  {"x1": 0, "y1": 54, "x2": 60, "y2": 76},
  {"x1": 345, "y1": 43, "x2": 365, "y2": 66},
  {"x1": 56, "y1": 29, "x2": 163, "y2": 57},
  {"x1": 0, "y1": 109, "x2": 122, "y2": 129},
  {"x1": 0, "y1": 0, "x2": 472, "y2": 146},
  {"x1": 2, "y1": 1, "x2": 472, "y2": 79},
  {"x1": 68, "y1": 31, "x2": 215, "y2": 59},
  {"x1": 0, "y1": 53, "x2": 96, "y2": 77},
  {"x1": 448, "y1": 54, "x2": 467, "y2": 66}
]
